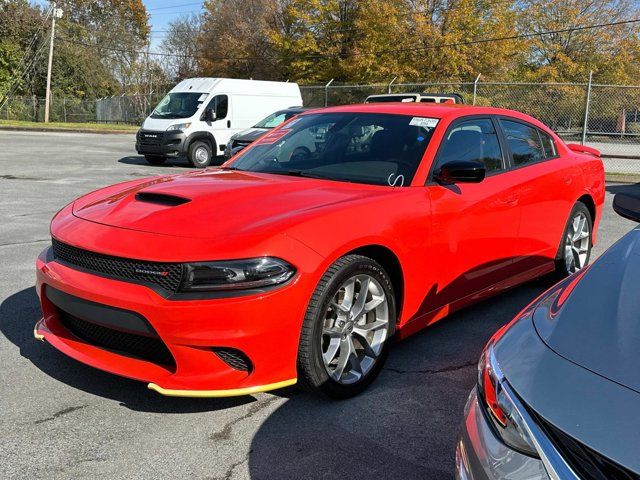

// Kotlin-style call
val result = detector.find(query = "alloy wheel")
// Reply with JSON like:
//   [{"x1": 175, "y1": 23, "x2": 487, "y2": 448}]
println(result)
[
  {"x1": 564, "y1": 211, "x2": 590, "y2": 274},
  {"x1": 321, "y1": 274, "x2": 389, "y2": 385}
]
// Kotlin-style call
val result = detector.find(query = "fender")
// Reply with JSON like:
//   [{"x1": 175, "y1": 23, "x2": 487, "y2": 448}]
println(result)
[{"x1": 184, "y1": 131, "x2": 217, "y2": 155}]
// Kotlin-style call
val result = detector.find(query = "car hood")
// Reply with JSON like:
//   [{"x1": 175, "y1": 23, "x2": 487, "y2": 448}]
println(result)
[
  {"x1": 232, "y1": 128, "x2": 269, "y2": 142},
  {"x1": 72, "y1": 169, "x2": 386, "y2": 240},
  {"x1": 533, "y1": 226, "x2": 640, "y2": 393}
]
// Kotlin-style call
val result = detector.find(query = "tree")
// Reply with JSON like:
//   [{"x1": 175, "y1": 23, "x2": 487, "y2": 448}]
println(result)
[
  {"x1": 55, "y1": 0, "x2": 151, "y2": 88},
  {"x1": 160, "y1": 14, "x2": 202, "y2": 81},
  {"x1": 516, "y1": 0, "x2": 640, "y2": 83},
  {"x1": 0, "y1": 0, "x2": 49, "y2": 98},
  {"x1": 198, "y1": 0, "x2": 278, "y2": 79}
]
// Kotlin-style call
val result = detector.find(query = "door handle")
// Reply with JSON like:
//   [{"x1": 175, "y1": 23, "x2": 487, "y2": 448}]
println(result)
[
  {"x1": 227, "y1": 120, "x2": 231, "y2": 128},
  {"x1": 499, "y1": 196, "x2": 519, "y2": 206}
]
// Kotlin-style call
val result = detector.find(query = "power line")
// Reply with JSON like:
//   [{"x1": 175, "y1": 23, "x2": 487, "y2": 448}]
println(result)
[
  {"x1": 149, "y1": 9, "x2": 203, "y2": 16},
  {"x1": 147, "y1": 1, "x2": 204, "y2": 11},
  {"x1": 58, "y1": 17, "x2": 640, "y2": 62}
]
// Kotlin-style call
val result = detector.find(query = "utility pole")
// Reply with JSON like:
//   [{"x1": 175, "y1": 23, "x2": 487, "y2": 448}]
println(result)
[{"x1": 44, "y1": 3, "x2": 63, "y2": 123}]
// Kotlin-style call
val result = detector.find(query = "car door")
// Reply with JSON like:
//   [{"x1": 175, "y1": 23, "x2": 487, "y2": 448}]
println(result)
[
  {"x1": 203, "y1": 94, "x2": 232, "y2": 154},
  {"x1": 426, "y1": 117, "x2": 521, "y2": 309},
  {"x1": 497, "y1": 117, "x2": 575, "y2": 274}
]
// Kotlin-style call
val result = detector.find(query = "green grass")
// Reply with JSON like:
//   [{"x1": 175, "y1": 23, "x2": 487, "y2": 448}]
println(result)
[{"x1": 0, "y1": 119, "x2": 138, "y2": 132}]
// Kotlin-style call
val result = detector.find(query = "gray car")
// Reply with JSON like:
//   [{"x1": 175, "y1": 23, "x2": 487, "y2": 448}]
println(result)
[
  {"x1": 457, "y1": 188, "x2": 640, "y2": 479},
  {"x1": 223, "y1": 107, "x2": 308, "y2": 159}
]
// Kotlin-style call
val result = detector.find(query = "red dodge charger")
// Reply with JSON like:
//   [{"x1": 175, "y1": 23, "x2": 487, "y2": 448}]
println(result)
[{"x1": 35, "y1": 104, "x2": 604, "y2": 398}]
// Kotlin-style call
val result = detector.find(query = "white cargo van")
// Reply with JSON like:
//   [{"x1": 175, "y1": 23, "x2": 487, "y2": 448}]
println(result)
[{"x1": 136, "y1": 78, "x2": 303, "y2": 167}]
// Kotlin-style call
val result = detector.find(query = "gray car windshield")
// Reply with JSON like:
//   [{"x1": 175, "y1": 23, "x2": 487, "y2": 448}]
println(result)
[
  {"x1": 151, "y1": 92, "x2": 207, "y2": 119},
  {"x1": 230, "y1": 113, "x2": 436, "y2": 186},
  {"x1": 253, "y1": 111, "x2": 301, "y2": 129}
]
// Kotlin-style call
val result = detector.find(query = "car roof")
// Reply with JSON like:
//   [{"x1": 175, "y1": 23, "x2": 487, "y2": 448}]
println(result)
[{"x1": 312, "y1": 103, "x2": 537, "y2": 124}]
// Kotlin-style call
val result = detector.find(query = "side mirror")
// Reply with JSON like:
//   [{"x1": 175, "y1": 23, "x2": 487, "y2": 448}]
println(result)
[
  {"x1": 203, "y1": 109, "x2": 216, "y2": 122},
  {"x1": 434, "y1": 160, "x2": 486, "y2": 184},
  {"x1": 613, "y1": 191, "x2": 640, "y2": 222}
]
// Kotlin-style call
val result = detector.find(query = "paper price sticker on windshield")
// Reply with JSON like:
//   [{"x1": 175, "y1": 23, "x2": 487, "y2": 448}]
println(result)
[{"x1": 409, "y1": 117, "x2": 439, "y2": 128}]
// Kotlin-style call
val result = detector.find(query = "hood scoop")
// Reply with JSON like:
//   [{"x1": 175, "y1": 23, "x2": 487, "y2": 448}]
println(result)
[{"x1": 134, "y1": 192, "x2": 191, "y2": 207}]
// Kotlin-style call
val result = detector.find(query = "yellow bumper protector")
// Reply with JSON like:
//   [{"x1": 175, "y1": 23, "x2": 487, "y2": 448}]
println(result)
[
  {"x1": 33, "y1": 322, "x2": 45, "y2": 341},
  {"x1": 148, "y1": 378, "x2": 297, "y2": 398}
]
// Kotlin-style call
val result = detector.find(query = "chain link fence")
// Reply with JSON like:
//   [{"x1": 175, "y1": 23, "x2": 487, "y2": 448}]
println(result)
[{"x1": 3, "y1": 80, "x2": 640, "y2": 174}]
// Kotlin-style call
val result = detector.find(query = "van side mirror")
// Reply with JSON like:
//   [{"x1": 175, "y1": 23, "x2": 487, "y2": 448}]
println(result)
[
  {"x1": 613, "y1": 191, "x2": 640, "y2": 222},
  {"x1": 203, "y1": 109, "x2": 216, "y2": 122},
  {"x1": 434, "y1": 160, "x2": 486, "y2": 184}
]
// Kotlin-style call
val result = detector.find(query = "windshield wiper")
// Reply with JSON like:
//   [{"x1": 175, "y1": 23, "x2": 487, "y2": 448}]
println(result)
[{"x1": 261, "y1": 169, "x2": 329, "y2": 180}]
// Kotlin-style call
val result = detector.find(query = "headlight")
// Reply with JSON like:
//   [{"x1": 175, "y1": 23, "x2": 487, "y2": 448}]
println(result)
[
  {"x1": 166, "y1": 123, "x2": 191, "y2": 132},
  {"x1": 477, "y1": 343, "x2": 538, "y2": 457},
  {"x1": 180, "y1": 257, "x2": 295, "y2": 292}
]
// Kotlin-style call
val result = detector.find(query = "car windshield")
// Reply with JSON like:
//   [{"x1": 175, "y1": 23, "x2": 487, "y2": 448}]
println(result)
[
  {"x1": 151, "y1": 92, "x2": 208, "y2": 119},
  {"x1": 230, "y1": 112, "x2": 436, "y2": 186},
  {"x1": 253, "y1": 111, "x2": 300, "y2": 129}
]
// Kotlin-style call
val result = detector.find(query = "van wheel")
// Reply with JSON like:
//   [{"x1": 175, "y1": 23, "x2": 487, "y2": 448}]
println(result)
[
  {"x1": 297, "y1": 254, "x2": 396, "y2": 399},
  {"x1": 188, "y1": 140, "x2": 213, "y2": 168},
  {"x1": 144, "y1": 155, "x2": 166, "y2": 166}
]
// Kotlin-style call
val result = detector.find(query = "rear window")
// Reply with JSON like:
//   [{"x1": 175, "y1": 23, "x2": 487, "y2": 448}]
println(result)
[
  {"x1": 501, "y1": 119, "x2": 545, "y2": 166},
  {"x1": 231, "y1": 112, "x2": 437, "y2": 186},
  {"x1": 539, "y1": 131, "x2": 557, "y2": 158}
]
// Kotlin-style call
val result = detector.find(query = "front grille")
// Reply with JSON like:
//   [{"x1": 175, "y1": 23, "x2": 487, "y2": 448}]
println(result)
[
  {"x1": 213, "y1": 347, "x2": 252, "y2": 373},
  {"x1": 58, "y1": 310, "x2": 175, "y2": 368},
  {"x1": 531, "y1": 410, "x2": 639, "y2": 480},
  {"x1": 52, "y1": 238, "x2": 184, "y2": 294},
  {"x1": 138, "y1": 131, "x2": 163, "y2": 146}
]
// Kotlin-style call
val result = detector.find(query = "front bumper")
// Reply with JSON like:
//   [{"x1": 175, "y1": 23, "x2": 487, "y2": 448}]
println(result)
[
  {"x1": 34, "y1": 247, "x2": 305, "y2": 397},
  {"x1": 135, "y1": 130, "x2": 186, "y2": 157},
  {"x1": 456, "y1": 389, "x2": 549, "y2": 480}
]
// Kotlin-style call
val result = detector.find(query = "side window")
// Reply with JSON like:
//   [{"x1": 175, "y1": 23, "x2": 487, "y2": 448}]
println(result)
[
  {"x1": 205, "y1": 95, "x2": 228, "y2": 120},
  {"x1": 214, "y1": 95, "x2": 228, "y2": 119},
  {"x1": 436, "y1": 119, "x2": 504, "y2": 174},
  {"x1": 539, "y1": 130, "x2": 557, "y2": 159},
  {"x1": 501, "y1": 119, "x2": 545, "y2": 166}
]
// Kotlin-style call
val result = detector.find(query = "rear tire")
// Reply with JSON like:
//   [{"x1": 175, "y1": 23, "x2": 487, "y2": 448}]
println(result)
[
  {"x1": 188, "y1": 140, "x2": 213, "y2": 168},
  {"x1": 144, "y1": 155, "x2": 166, "y2": 166},
  {"x1": 297, "y1": 254, "x2": 396, "y2": 399},
  {"x1": 554, "y1": 202, "x2": 592, "y2": 278}
]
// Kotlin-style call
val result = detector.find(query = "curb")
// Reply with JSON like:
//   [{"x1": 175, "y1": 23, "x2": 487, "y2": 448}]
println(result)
[{"x1": 0, "y1": 125, "x2": 137, "y2": 135}]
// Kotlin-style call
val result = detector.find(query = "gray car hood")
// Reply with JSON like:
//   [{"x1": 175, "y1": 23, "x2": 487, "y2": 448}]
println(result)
[
  {"x1": 231, "y1": 127, "x2": 269, "y2": 142},
  {"x1": 533, "y1": 226, "x2": 640, "y2": 393}
]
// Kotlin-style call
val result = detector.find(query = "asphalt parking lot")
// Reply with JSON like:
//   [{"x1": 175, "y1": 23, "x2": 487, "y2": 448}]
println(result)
[{"x1": 1, "y1": 130, "x2": 637, "y2": 480}]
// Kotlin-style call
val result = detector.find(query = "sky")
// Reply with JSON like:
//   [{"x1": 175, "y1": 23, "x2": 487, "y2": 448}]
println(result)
[{"x1": 32, "y1": 0, "x2": 207, "y2": 49}]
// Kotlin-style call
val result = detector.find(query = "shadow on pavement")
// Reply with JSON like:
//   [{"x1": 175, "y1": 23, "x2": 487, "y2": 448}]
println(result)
[
  {"x1": 1, "y1": 273, "x2": 554, "y2": 476},
  {"x1": 247, "y1": 279, "x2": 552, "y2": 480},
  {"x1": 117, "y1": 156, "x2": 226, "y2": 168},
  {"x1": 0, "y1": 287, "x2": 254, "y2": 414},
  {"x1": 606, "y1": 182, "x2": 640, "y2": 195},
  {"x1": 117, "y1": 155, "x2": 187, "y2": 168}
]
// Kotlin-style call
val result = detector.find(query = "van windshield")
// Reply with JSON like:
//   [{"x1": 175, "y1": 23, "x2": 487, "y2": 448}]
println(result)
[
  {"x1": 151, "y1": 92, "x2": 208, "y2": 119},
  {"x1": 230, "y1": 112, "x2": 436, "y2": 186}
]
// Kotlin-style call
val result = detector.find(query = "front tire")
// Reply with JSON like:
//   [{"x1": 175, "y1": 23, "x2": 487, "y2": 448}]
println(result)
[
  {"x1": 554, "y1": 202, "x2": 592, "y2": 278},
  {"x1": 188, "y1": 140, "x2": 213, "y2": 168},
  {"x1": 144, "y1": 155, "x2": 166, "y2": 166},
  {"x1": 297, "y1": 254, "x2": 396, "y2": 399}
]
